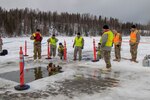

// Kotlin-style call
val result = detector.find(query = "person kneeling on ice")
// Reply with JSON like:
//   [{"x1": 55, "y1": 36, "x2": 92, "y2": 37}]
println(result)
[
  {"x1": 96, "y1": 43, "x2": 103, "y2": 60},
  {"x1": 58, "y1": 43, "x2": 64, "y2": 60},
  {"x1": 73, "y1": 32, "x2": 84, "y2": 61},
  {"x1": 0, "y1": 34, "x2": 3, "y2": 53},
  {"x1": 47, "y1": 63, "x2": 62, "y2": 75},
  {"x1": 30, "y1": 29, "x2": 43, "y2": 62},
  {"x1": 47, "y1": 34, "x2": 58, "y2": 58}
]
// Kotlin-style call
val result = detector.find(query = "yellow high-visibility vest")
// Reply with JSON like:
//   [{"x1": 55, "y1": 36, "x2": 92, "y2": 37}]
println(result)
[
  {"x1": 58, "y1": 46, "x2": 64, "y2": 51},
  {"x1": 98, "y1": 50, "x2": 101, "y2": 55},
  {"x1": 50, "y1": 38, "x2": 57, "y2": 46},
  {"x1": 75, "y1": 37, "x2": 83, "y2": 47},
  {"x1": 102, "y1": 31, "x2": 114, "y2": 47}
]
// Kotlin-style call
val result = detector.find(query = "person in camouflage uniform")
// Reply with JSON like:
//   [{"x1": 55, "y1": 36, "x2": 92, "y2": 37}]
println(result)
[
  {"x1": 47, "y1": 34, "x2": 58, "y2": 58},
  {"x1": 130, "y1": 25, "x2": 140, "y2": 63},
  {"x1": 113, "y1": 30, "x2": 122, "y2": 62},
  {"x1": 100, "y1": 25, "x2": 114, "y2": 71},
  {"x1": 96, "y1": 43, "x2": 103, "y2": 60},
  {"x1": 30, "y1": 29, "x2": 43, "y2": 61},
  {"x1": 0, "y1": 34, "x2": 3, "y2": 53},
  {"x1": 73, "y1": 32, "x2": 84, "y2": 61},
  {"x1": 58, "y1": 43, "x2": 64, "y2": 60}
]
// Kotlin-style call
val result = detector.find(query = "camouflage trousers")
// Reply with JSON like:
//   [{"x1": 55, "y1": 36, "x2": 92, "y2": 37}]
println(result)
[
  {"x1": 50, "y1": 45, "x2": 57, "y2": 57},
  {"x1": 130, "y1": 44, "x2": 138, "y2": 60},
  {"x1": 58, "y1": 50, "x2": 64, "y2": 59},
  {"x1": 97, "y1": 50, "x2": 103, "y2": 60},
  {"x1": 114, "y1": 45, "x2": 121, "y2": 60},
  {"x1": 103, "y1": 50, "x2": 111, "y2": 68},
  {"x1": 33, "y1": 43, "x2": 41, "y2": 60},
  {"x1": 74, "y1": 46, "x2": 82, "y2": 61}
]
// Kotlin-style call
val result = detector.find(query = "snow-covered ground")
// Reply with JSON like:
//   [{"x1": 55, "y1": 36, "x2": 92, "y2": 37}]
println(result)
[{"x1": 0, "y1": 36, "x2": 150, "y2": 100}]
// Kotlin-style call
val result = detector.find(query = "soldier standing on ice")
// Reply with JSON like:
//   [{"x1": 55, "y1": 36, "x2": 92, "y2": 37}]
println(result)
[
  {"x1": 47, "y1": 34, "x2": 58, "y2": 58},
  {"x1": 100, "y1": 25, "x2": 114, "y2": 71},
  {"x1": 0, "y1": 34, "x2": 3, "y2": 53},
  {"x1": 30, "y1": 29, "x2": 43, "y2": 61},
  {"x1": 73, "y1": 32, "x2": 84, "y2": 61},
  {"x1": 129, "y1": 25, "x2": 140, "y2": 63},
  {"x1": 113, "y1": 30, "x2": 122, "y2": 62}
]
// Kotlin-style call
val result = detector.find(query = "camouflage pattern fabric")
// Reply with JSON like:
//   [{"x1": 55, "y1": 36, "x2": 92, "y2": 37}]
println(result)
[
  {"x1": 114, "y1": 45, "x2": 121, "y2": 60},
  {"x1": 103, "y1": 50, "x2": 111, "y2": 68},
  {"x1": 33, "y1": 42, "x2": 41, "y2": 60}
]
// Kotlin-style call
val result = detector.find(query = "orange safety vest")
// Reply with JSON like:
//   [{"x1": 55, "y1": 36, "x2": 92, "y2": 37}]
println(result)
[
  {"x1": 130, "y1": 32, "x2": 136, "y2": 43},
  {"x1": 113, "y1": 33, "x2": 121, "y2": 45}
]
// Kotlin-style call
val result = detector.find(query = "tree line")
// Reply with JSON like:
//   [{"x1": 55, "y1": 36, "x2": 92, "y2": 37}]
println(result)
[{"x1": 0, "y1": 7, "x2": 149, "y2": 37}]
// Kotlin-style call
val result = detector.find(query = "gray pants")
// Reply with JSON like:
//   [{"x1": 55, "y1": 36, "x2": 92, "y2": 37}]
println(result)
[
  {"x1": 74, "y1": 46, "x2": 82, "y2": 60},
  {"x1": 50, "y1": 45, "x2": 56, "y2": 57}
]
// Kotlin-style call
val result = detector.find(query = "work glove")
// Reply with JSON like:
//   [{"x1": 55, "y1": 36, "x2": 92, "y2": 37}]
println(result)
[
  {"x1": 136, "y1": 42, "x2": 139, "y2": 45},
  {"x1": 117, "y1": 45, "x2": 120, "y2": 47},
  {"x1": 40, "y1": 37, "x2": 42, "y2": 42},
  {"x1": 30, "y1": 36, "x2": 35, "y2": 40},
  {"x1": 112, "y1": 43, "x2": 114, "y2": 47},
  {"x1": 82, "y1": 46, "x2": 84, "y2": 49}
]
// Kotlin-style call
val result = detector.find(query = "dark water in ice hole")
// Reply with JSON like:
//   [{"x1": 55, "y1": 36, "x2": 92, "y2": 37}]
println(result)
[
  {"x1": 0, "y1": 67, "x2": 63, "y2": 83},
  {"x1": 0, "y1": 65, "x2": 120, "y2": 85}
]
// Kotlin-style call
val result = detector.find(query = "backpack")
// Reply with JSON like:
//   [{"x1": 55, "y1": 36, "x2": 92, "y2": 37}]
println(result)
[
  {"x1": 0, "y1": 49, "x2": 8, "y2": 56},
  {"x1": 35, "y1": 32, "x2": 42, "y2": 41}
]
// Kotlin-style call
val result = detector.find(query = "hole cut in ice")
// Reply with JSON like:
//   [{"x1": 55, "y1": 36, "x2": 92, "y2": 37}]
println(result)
[{"x1": 0, "y1": 67, "x2": 63, "y2": 83}]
